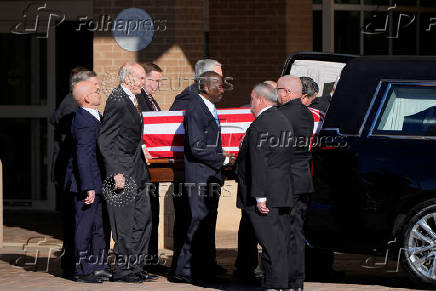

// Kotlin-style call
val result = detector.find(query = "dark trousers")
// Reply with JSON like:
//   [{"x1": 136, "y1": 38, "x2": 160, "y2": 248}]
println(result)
[
  {"x1": 235, "y1": 209, "x2": 259, "y2": 274},
  {"x1": 174, "y1": 182, "x2": 220, "y2": 278},
  {"x1": 61, "y1": 189, "x2": 75, "y2": 274},
  {"x1": 73, "y1": 193, "x2": 107, "y2": 276},
  {"x1": 147, "y1": 182, "x2": 160, "y2": 265},
  {"x1": 171, "y1": 182, "x2": 191, "y2": 272},
  {"x1": 106, "y1": 187, "x2": 152, "y2": 279},
  {"x1": 247, "y1": 207, "x2": 291, "y2": 289},
  {"x1": 287, "y1": 193, "x2": 311, "y2": 289}
]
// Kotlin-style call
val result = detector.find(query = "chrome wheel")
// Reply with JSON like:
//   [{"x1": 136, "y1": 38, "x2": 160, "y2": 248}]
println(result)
[{"x1": 407, "y1": 213, "x2": 436, "y2": 280}]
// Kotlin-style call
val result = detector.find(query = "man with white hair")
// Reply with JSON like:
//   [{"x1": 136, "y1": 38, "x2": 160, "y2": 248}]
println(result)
[
  {"x1": 236, "y1": 82, "x2": 294, "y2": 290},
  {"x1": 98, "y1": 62, "x2": 157, "y2": 283},
  {"x1": 169, "y1": 59, "x2": 222, "y2": 111}
]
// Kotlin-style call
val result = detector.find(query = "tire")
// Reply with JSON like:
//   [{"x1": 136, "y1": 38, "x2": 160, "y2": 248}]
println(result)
[{"x1": 400, "y1": 198, "x2": 436, "y2": 288}]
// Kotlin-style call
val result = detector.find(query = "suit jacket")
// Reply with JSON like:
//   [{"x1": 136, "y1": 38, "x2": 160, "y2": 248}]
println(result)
[
  {"x1": 64, "y1": 107, "x2": 103, "y2": 194},
  {"x1": 98, "y1": 86, "x2": 150, "y2": 189},
  {"x1": 309, "y1": 94, "x2": 331, "y2": 113},
  {"x1": 236, "y1": 107, "x2": 294, "y2": 209},
  {"x1": 183, "y1": 94, "x2": 225, "y2": 185},
  {"x1": 50, "y1": 92, "x2": 78, "y2": 185},
  {"x1": 278, "y1": 99, "x2": 315, "y2": 195},
  {"x1": 169, "y1": 83, "x2": 199, "y2": 111},
  {"x1": 136, "y1": 88, "x2": 161, "y2": 112}
]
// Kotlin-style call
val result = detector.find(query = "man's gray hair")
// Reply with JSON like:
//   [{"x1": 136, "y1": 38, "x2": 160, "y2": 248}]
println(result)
[
  {"x1": 195, "y1": 59, "x2": 221, "y2": 80},
  {"x1": 253, "y1": 82, "x2": 278, "y2": 104},
  {"x1": 118, "y1": 62, "x2": 137, "y2": 84},
  {"x1": 71, "y1": 71, "x2": 97, "y2": 89}
]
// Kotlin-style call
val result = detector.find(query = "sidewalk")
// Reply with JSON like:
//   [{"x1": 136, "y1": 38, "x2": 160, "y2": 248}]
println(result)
[{"x1": 0, "y1": 211, "x2": 423, "y2": 290}]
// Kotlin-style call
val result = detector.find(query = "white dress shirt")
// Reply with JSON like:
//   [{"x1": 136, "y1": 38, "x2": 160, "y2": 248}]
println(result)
[
  {"x1": 198, "y1": 94, "x2": 229, "y2": 165},
  {"x1": 121, "y1": 84, "x2": 137, "y2": 106},
  {"x1": 82, "y1": 107, "x2": 100, "y2": 122},
  {"x1": 255, "y1": 105, "x2": 273, "y2": 203},
  {"x1": 199, "y1": 94, "x2": 219, "y2": 124}
]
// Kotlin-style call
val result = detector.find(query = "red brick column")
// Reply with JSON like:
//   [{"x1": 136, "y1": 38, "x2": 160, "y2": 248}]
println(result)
[{"x1": 209, "y1": 0, "x2": 312, "y2": 108}]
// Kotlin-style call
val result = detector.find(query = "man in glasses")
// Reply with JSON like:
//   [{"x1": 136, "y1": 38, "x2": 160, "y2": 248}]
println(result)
[{"x1": 277, "y1": 75, "x2": 314, "y2": 291}]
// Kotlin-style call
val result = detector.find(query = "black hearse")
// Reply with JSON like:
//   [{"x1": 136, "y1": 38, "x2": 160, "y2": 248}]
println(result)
[{"x1": 282, "y1": 53, "x2": 436, "y2": 287}]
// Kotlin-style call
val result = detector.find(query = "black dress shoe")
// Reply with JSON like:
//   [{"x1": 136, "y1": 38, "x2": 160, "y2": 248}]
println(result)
[
  {"x1": 169, "y1": 274, "x2": 193, "y2": 284},
  {"x1": 135, "y1": 271, "x2": 158, "y2": 281},
  {"x1": 75, "y1": 274, "x2": 103, "y2": 283},
  {"x1": 93, "y1": 269, "x2": 112, "y2": 281},
  {"x1": 111, "y1": 273, "x2": 144, "y2": 283}
]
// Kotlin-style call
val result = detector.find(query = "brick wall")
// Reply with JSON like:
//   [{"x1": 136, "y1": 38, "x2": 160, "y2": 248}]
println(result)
[
  {"x1": 93, "y1": 0, "x2": 205, "y2": 111},
  {"x1": 209, "y1": 0, "x2": 313, "y2": 108}
]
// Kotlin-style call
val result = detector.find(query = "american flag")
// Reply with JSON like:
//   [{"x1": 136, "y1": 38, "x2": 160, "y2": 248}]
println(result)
[
  {"x1": 142, "y1": 107, "x2": 325, "y2": 158},
  {"x1": 308, "y1": 107, "x2": 325, "y2": 135},
  {"x1": 142, "y1": 108, "x2": 255, "y2": 158}
]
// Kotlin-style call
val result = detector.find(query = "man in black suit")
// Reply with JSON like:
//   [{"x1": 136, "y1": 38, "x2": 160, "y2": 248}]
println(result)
[
  {"x1": 136, "y1": 62, "x2": 163, "y2": 271},
  {"x1": 169, "y1": 59, "x2": 222, "y2": 111},
  {"x1": 172, "y1": 71, "x2": 228, "y2": 283},
  {"x1": 277, "y1": 75, "x2": 314, "y2": 291},
  {"x1": 98, "y1": 62, "x2": 157, "y2": 283},
  {"x1": 237, "y1": 82, "x2": 294, "y2": 290},
  {"x1": 64, "y1": 80, "x2": 111, "y2": 283},
  {"x1": 50, "y1": 68, "x2": 99, "y2": 277},
  {"x1": 169, "y1": 60, "x2": 224, "y2": 277}
]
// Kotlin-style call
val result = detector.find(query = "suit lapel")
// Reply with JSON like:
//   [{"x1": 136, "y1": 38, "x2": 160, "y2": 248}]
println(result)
[
  {"x1": 196, "y1": 94, "x2": 219, "y2": 131},
  {"x1": 118, "y1": 86, "x2": 143, "y2": 125},
  {"x1": 78, "y1": 107, "x2": 100, "y2": 126}
]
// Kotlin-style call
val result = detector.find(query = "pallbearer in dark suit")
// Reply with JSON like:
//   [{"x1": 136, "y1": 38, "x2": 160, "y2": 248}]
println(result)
[
  {"x1": 50, "y1": 68, "x2": 99, "y2": 276},
  {"x1": 238, "y1": 82, "x2": 294, "y2": 290},
  {"x1": 277, "y1": 75, "x2": 315, "y2": 290},
  {"x1": 172, "y1": 71, "x2": 229, "y2": 283},
  {"x1": 98, "y1": 63, "x2": 157, "y2": 283},
  {"x1": 136, "y1": 63, "x2": 163, "y2": 271},
  {"x1": 234, "y1": 80, "x2": 279, "y2": 282},
  {"x1": 169, "y1": 59, "x2": 223, "y2": 276},
  {"x1": 64, "y1": 80, "x2": 111, "y2": 283}
]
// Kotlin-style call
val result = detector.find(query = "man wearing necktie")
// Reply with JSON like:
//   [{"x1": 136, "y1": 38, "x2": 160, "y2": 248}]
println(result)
[
  {"x1": 98, "y1": 62, "x2": 157, "y2": 283},
  {"x1": 172, "y1": 71, "x2": 230, "y2": 283},
  {"x1": 136, "y1": 63, "x2": 163, "y2": 272}
]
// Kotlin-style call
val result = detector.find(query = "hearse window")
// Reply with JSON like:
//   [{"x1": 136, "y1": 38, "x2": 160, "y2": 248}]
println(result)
[{"x1": 373, "y1": 84, "x2": 436, "y2": 137}]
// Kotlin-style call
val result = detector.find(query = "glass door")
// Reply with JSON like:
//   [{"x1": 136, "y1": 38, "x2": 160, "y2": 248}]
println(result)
[{"x1": 0, "y1": 25, "x2": 56, "y2": 210}]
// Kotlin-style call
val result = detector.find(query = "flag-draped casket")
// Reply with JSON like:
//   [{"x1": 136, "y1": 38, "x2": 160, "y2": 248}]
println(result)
[{"x1": 143, "y1": 107, "x2": 325, "y2": 182}]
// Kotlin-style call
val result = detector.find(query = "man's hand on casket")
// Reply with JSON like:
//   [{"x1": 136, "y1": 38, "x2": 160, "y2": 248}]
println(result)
[
  {"x1": 223, "y1": 150, "x2": 236, "y2": 167},
  {"x1": 114, "y1": 173, "x2": 125, "y2": 190}
]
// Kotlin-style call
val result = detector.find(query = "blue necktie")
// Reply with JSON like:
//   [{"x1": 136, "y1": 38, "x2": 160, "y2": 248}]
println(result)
[{"x1": 213, "y1": 107, "x2": 219, "y2": 126}]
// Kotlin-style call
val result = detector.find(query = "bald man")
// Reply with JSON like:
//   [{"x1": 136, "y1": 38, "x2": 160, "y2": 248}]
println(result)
[
  {"x1": 98, "y1": 62, "x2": 157, "y2": 283},
  {"x1": 64, "y1": 80, "x2": 111, "y2": 283},
  {"x1": 277, "y1": 75, "x2": 314, "y2": 290}
]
